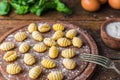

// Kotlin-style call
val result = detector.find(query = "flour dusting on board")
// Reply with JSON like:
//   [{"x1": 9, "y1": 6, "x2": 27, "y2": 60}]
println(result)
[{"x1": 106, "y1": 22, "x2": 120, "y2": 39}]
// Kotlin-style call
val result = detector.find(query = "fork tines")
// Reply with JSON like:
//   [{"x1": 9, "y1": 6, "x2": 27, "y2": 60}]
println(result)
[{"x1": 80, "y1": 53, "x2": 112, "y2": 68}]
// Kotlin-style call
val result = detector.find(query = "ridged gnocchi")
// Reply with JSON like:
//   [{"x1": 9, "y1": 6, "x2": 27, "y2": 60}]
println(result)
[
  {"x1": 57, "y1": 38, "x2": 71, "y2": 47},
  {"x1": 63, "y1": 59, "x2": 76, "y2": 69},
  {"x1": 6, "y1": 64, "x2": 21, "y2": 74},
  {"x1": 32, "y1": 31, "x2": 43, "y2": 41},
  {"x1": 72, "y1": 37, "x2": 83, "y2": 48},
  {"x1": 29, "y1": 66, "x2": 42, "y2": 79},
  {"x1": 52, "y1": 30, "x2": 64, "y2": 40},
  {"x1": 3, "y1": 51, "x2": 17, "y2": 62},
  {"x1": 41, "y1": 59, "x2": 56, "y2": 69},
  {"x1": 49, "y1": 46, "x2": 59, "y2": 59},
  {"x1": 33, "y1": 42, "x2": 47, "y2": 53},
  {"x1": 48, "y1": 71, "x2": 63, "y2": 80},
  {"x1": 38, "y1": 23, "x2": 50, "y2": 32},
  {"x1": 28, "y1": 23, "x2": 37, "y2": 33},
  {"x1": 24, "y1": 53, "x2": 36, "y2": 65},
  {"x1": 0, "y1": 42, "x2": 15, "y2": 51},
  {"x1": 19, "y1": 42, "x2": 30, "y2": 53},
  {"x1": 66, "y1": 29, "x2": 77, "y2": 39},
  {"x1": 14, "y1": 32, "x2": 27, "y2": 41},
  {"x1": 43, "y1": 38, "x2": 56, "y2": 46},
  {"x1": 53, "y1": 23, "x2": 64, "y2": 31},
  {"x1": 61, "y1": 49, "x2": 75, "y2": 58}
]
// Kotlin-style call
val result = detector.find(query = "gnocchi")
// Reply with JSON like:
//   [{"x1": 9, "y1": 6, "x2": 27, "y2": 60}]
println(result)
[
  {"x1": 24, "y1": 53, "x2": 36, "y2": 65},
  {"x1": 41, "y1": 59, "x2": 56, "y2": 69},
  {"x1": 61, "y1": 49, "x2": 75, "y2": 58},
  {"x1": 14, "y1": 32, "x2": 27, "y2": 41},
  {"x1": 43, "y1": 38, "x2": 56, "y2": 47},
  {"x1": 53, "y1": 23, "x2": 64, "y2": 31},
  {"x1": 3, "y1": 51, "x2": 17, "y2": 62},
  {"x1": 33, "y1": 42, "x2": 47, "y2": 53},
  {"x1": 52, "y1": 30, "x2": 64, "y2": 40},
  {"x1": 48, "y1": 71, "x2": 63, "y2": 80},
  {"x1": 49, "y1": 46, "x2": 59, "y2": 59},
  {"x1": 57, "y1": 38, "x2": 71, "y2": 47},
  {"x1": 32, "y1": 31, "x2": 43, "y2": 41},
  {"x1": 72, "y1": 37, "x2": 83, "y2": 48},
  {"x1": 63, "y1": 59, "x2": 76, "y2": 69},
  {"x1": 66, "y1": 29, "x2": 77, "y2": 39},
  {"x1": 19, "y1": 42, "x2": 30, "y2": 53},
  {"x1": 29, "y1": 66, "x2": 42, "y2": 79},
  {"x1": 28, "y1": 23, "x2": 37, "y2": 33},
  {"x1": 0, "y1": 42, "x2": 15, "y2": 51},
  {"x1": 38, "y1": 23, "x2": 50, "y2": 32},
  {"x1": 6, "y1": 64, "x2": 21, "y2": 74}
]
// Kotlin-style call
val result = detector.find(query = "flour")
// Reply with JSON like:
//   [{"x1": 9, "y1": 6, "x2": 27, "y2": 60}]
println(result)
[{"x1": 106, "y1": 22, "x2": 120, "y2": 39}]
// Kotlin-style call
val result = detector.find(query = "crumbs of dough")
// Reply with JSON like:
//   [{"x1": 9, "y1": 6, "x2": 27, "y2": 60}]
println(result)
[
  {"x1": 0, "y1": 62, "x2": 2, "y2": 65},
  {"x1": 18, "y1": 30, "x2": 22, "y2": 32},
  {"x1": 24, "y1": 74, "x2": 27, "y2": 77},
  {"x1": 7, "y1": 35, "x2": 14, "y2": 38},
  {"x1": 8, "y1": 75, "x2": 13, "y2": 78},
  {"x1": 23, "y1": 64, "x2": 30, "y2": 70},
  {"x1": 3, "y1": 75, "x2": 10, "y2": 80},
  {"x1": 62, "y1": 68, "x2": 67, "y2": 72}
]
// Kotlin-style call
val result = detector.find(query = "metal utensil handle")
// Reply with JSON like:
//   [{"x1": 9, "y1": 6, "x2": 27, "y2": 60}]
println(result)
[{"x1": 112, "y1": 64, "x2": 120, "y2": 75}]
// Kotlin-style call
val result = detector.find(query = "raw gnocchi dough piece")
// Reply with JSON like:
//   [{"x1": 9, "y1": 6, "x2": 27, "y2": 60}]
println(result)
[
  {"x1": 49, "y1": 46, "x2": 59, "y2": 59},
  {"x1": 28, "y1": 23, "x2": 38, "y2": 33},
  {"x1": 33, "y1": 42, "x2": 47, "y2": 53},
  {"x1": 52, "y1": 30, "x2": 64, "y2": 40},
  {"x1": 14, "y1": 32, "x2": 27, "y2": 41},
  {"x1": 6, "y1": 64, "x2": 21, "y2": 74},
  {"x1": 38, "y1": 23, "x2": 50, "y2": 32},
  {"x1": 48, "y1": 71, "x2": 63, "y2": 80},
  {"x1": 41, "y1": 59, "x2": 56, "y2": 69},
  {"x1": 3, "y1": 51, "x2": 17, "y2": 62},
  {"x1": 24, "y1": 53, "x2": 36, "y2": 65},
  {"x1": 63, "y1": 58, "x2": 76, "y2": 69},
  {"x1": 53, "y1": 23, "x2": 64, "y2": 31},
  {"x1": 32, "y1": 31, "x2": 43, "y2": 41},
  {"x1": 61, "y1": 49, "x2": 75, "y2": 58},
  {"x1": 57, "y1": 38, "x2": 71, "y2": 47},
  {"x1": 0, "y1": 42, "x2": 15, "y2": 51},
  {"x1": 43, "y1": 38, "x2": 56, "y2": 47},
  {"x1": 66, "y1": 29, "x2": 77, "y2": 39},
  {"x1": 72, "y1": 37, "x2": 83, "y2": 48},
  {"x1": 19, "y1": 42, "x2": 30, "y2": 53},
  {"x1": 29, "y1": 66, "x2": 42, "y2": 79}
]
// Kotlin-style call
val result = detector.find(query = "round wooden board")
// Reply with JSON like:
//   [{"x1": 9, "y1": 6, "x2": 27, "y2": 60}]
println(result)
[{"x1": 0, "y1": 21, "x2": 98, "y2": 80}]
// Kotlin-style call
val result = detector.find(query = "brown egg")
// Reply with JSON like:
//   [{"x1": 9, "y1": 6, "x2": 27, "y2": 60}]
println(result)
[
  {"x1": 108, "y1": 0, "x2": 120, "y2": 9},
  {"x1": 81, "y1": 0, "x2": 100, "y2": 12},
  {"x1": 99, "y1": 0, "x2": 108, "y2": 4}
]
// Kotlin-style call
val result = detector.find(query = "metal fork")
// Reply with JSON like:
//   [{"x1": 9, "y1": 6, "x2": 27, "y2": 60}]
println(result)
[{"x1": 80, "y1": 53, "x2": 120, "y2": 75}]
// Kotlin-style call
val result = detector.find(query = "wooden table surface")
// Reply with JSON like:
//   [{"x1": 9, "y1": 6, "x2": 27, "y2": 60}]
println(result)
[{"x1": 0, "y1": 0, "x2": 120, "y2": 80}]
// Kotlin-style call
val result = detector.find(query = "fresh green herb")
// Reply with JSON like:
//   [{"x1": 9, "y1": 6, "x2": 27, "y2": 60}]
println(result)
[
  {"x1": 11, "y1": 3, "x2": 29, "y2": 14},
  {"x1": 54, "y1": 0, "x2": 72, "y2": 15},
  {"x1": 0, "y1": 0, "x2": 10, "y2": 15},
  {"x1": 0, "y1": 0, "x2": 72, "y2": 16},
  {"x1": 30, "y1": 1, "x2": 56, "y2": 16}
]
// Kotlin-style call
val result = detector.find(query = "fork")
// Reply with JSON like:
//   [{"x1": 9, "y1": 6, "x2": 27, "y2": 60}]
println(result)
[{"x1": 80, "y1": 53, "x2": 120, "y2": 75}]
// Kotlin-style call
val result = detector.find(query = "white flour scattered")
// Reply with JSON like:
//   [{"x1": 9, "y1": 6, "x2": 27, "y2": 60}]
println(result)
[{"x1": 106, "y1": 22, "x2": 120, "y2": 39}]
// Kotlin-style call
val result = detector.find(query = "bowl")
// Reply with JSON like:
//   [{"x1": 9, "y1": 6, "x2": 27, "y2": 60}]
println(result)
[{"x1": 101, "y1": 18, "x2": 120, "y2": 50}]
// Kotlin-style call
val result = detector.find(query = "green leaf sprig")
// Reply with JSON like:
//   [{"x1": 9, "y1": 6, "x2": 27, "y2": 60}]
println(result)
[{"x1": 0, "y1": 0, "x2": 72, "y2": 16}]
